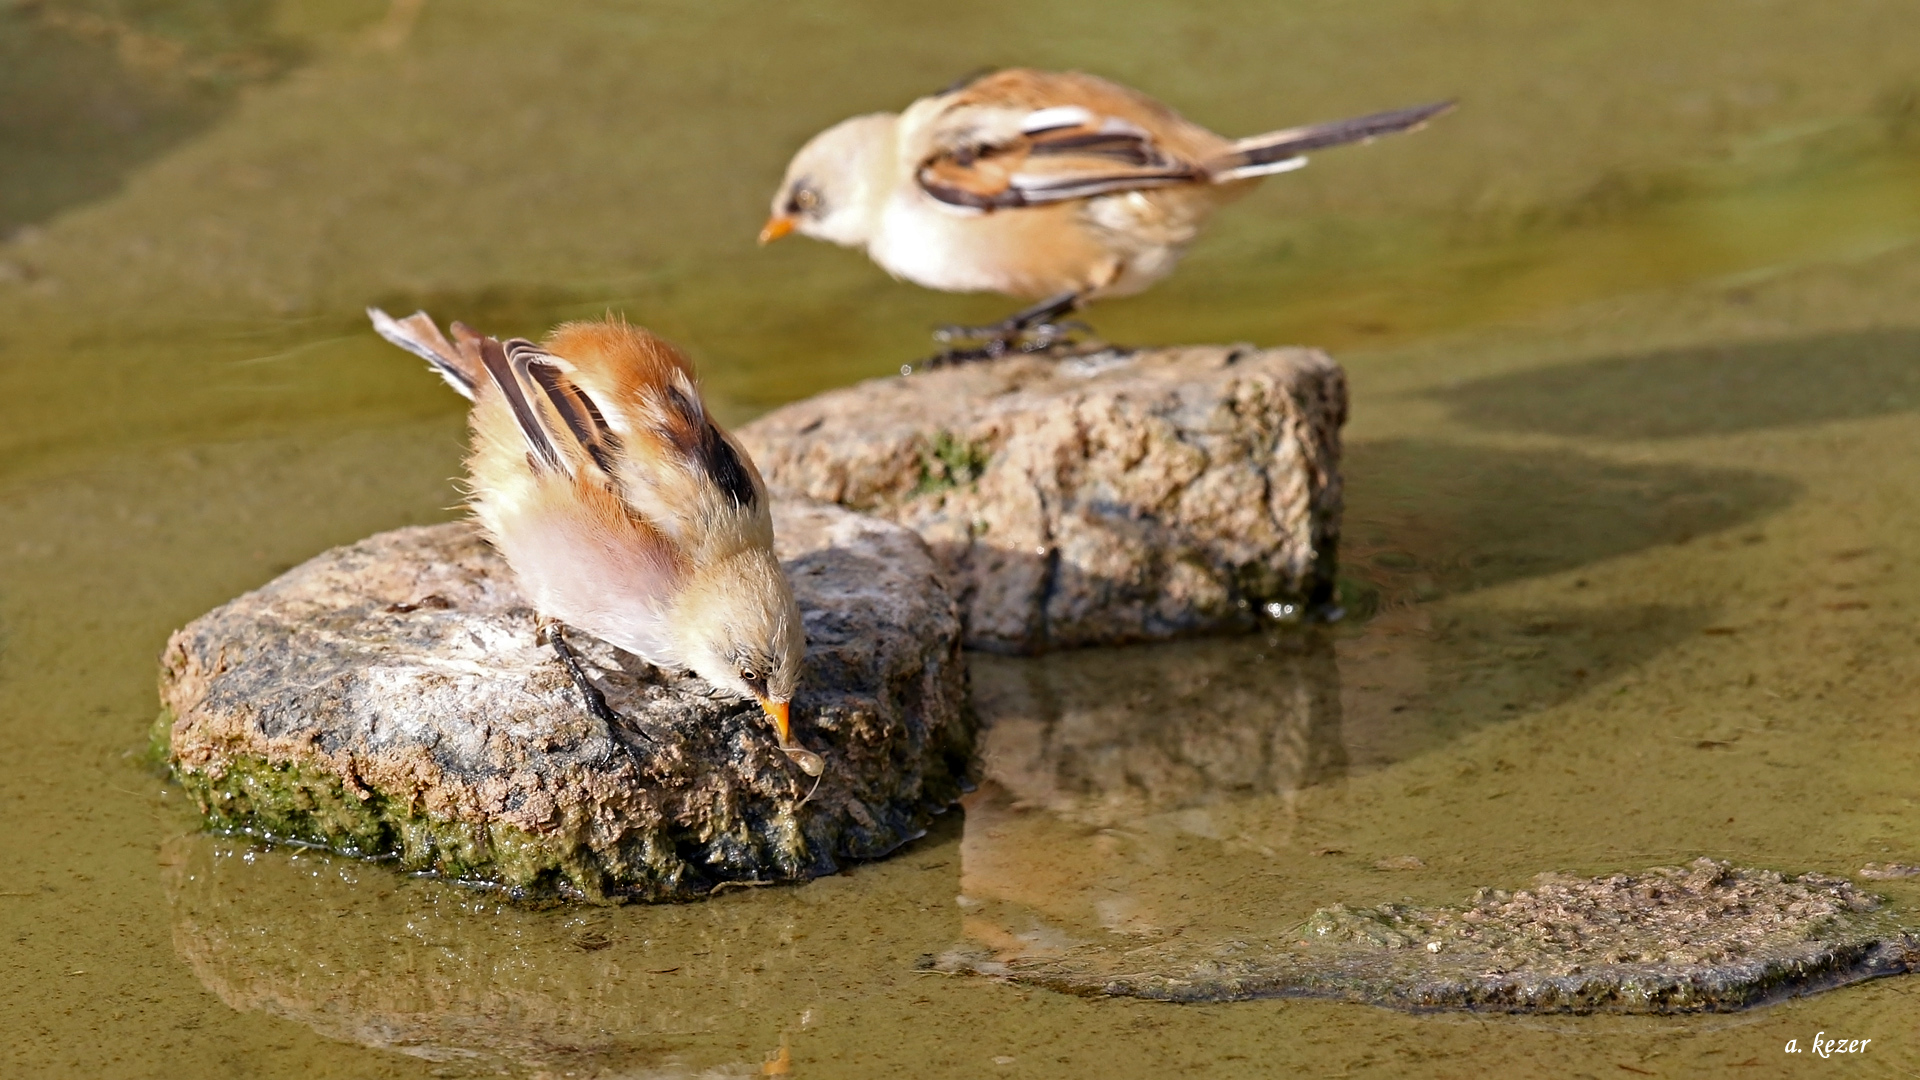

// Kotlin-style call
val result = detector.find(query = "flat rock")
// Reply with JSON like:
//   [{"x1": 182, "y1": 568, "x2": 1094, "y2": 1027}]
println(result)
[
  {"x1": 738, "y1": 346, "x2": 1346, "y2": 653},
  {"x1": 159, "y1": 500, "x2": 972, "y2": 902},
  {"x1": 940, "y1": 858, "x2": 1917, "y2": 1012}
]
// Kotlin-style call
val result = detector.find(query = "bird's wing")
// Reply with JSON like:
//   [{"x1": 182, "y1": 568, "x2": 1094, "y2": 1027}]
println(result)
[
  {"x1": 477, "y1": 336, "x2": 646, "y2": 487},
  {"x1": 597, "y1": 363, "x2": 766, "y2": 552},
  {"x1": 514, "y1": 342, "x2": 624, "y2": 476},
  {"x1": 643, "y1": 378, "x2": 760, "y2": 515},
  {"x1": 477, "y1": 338, "x2": 572, "y2": 474},
  {"x1": 530, "y1": 320, "x2": 768, "y2": 550},
  {"x1": 916, "y1": 106, "x2": 1205, "y2": 210},
  {"x1": 368, "y1": 308, "x2": 479, "y2": 399},
  {"x1": 915, "y1": 70, "x2": 1213, "y2": 210}
]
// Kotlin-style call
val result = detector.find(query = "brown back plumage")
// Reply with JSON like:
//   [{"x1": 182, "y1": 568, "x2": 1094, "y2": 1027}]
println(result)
[
  {"x1": 548, "y1": 321, "x2": 757, "y2": 503},
  {"x1": 372, "y1": 307, "x2": 766, "y2": 550},
  {"x1": 942, "y1": 69, "x2": 1219, "y2": 154},
  {"x1": 913, "y1": 69, "x2": 1227, "y2": 210}
]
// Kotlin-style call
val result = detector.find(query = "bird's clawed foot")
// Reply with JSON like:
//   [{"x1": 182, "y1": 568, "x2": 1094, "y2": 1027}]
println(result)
[
  {"x1": 541, "y1": 620, "x2": 630, "y2": 732},
  {"x1": 922, "y1": 292, "x2": 1090, "y2": 368},
  {"x1": 926, "y1": 318, "x2": 1089, "y2": 366}
]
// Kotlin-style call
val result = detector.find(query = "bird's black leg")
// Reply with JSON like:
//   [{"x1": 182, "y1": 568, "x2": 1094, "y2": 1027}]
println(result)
[
  {"x1": 1003, "y1": 291, "x2": 1084, "y2": 331},
  {"x1": 541, "y1": 620, "x2": 626, "y2": 729},
  {"x1": 926, "y1": 291, "x2": 1090, "y2": 367}
]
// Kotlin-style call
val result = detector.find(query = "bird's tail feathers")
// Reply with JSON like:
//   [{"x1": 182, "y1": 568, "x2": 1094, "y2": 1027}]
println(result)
[
  {"x1": 1210, "y1": 155, "x2": 1311, "y2": 182},
  {"x1": 367, "y1": 307, "x2": 482, "y2": 400},
  {"x1": 1207, "y1": 100, "x2": 1455, "y2": 183}
]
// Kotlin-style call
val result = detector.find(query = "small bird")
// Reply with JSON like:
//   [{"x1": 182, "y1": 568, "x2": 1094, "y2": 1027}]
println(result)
[
  {"x1": 761, "y1": 69, "x2": 1452, "y2": 360},
  {"x1": 367, "y1": 308, "x2": 821, "y2": 776}
]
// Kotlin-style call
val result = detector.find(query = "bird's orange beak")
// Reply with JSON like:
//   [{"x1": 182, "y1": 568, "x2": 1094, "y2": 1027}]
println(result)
[
  {"x1": 758, "y1": 215, "x2": 795, "y2": 245},
  {"x1": 759, "y1": 697, "x2": 792, "y2": 744}
]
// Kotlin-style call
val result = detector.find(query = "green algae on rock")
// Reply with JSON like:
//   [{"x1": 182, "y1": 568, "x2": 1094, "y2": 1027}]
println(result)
[
  {"x1": 159, "y1": 501, "x2": 972, "y2": 902},
  {"x1": 940, "y1": 859, "x2": 1916, "y2": 1012}
]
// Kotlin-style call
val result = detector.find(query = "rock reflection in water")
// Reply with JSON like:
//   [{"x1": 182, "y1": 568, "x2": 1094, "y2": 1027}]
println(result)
[
  {"x1": 961, "y1": 633, "x2": 1343, "y2": 951},
  {"x1": 164, "y1": 824, "x2": 963, "y2": 1077},
  {"x1": 971, "y1": 632, "x2": 1345, "y2": 826}
]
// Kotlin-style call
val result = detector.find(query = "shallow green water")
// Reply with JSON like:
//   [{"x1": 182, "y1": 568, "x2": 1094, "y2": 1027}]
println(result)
[{"x1": 5, "y1": 1, "x2": 1920, "y2": 1076}]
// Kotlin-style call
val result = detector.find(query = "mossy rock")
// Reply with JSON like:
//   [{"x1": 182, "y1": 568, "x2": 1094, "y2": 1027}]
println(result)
[{"x1": 159, "y1": 501, "x2": 973, "y2": 902}]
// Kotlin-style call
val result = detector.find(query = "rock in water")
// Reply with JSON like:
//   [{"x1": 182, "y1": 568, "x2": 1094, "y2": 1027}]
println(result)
[
  {"x1": 158, "y1": 500, "x2": 972, "y2": 902},
  {"x1": 940, "y1": 859, "x2": 1917, "y2": 1012},
  {"x1": 738, "y1": 346, "x2": 1346, "y2": 653}
]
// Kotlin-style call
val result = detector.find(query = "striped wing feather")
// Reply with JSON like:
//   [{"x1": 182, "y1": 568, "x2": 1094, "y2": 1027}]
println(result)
[
  {"x1": 915, "y1": 69, "x2": 1223, "y2": 210},
  {"x1": 537, "y1": 321, "x2": 768, "y2": 552}
]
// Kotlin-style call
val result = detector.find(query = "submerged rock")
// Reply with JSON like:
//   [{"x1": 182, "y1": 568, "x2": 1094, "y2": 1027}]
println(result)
[
  {"x1": 940, "y1": 858, "x2": 1917, "y2": 1012},
  {"x1": 158, "y1": 500, "x2": 972, "y2": 902},
  {"x1": 738, "y1": 346, "x2": 1346, "y2": 653}
]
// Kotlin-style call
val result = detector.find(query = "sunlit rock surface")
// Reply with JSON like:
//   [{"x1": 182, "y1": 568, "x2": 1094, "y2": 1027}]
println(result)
[
  {"x1": 738, "y1": 346, "x2": 1346, "y2": 653},
  {"x1": 159, "y1": 501, "x2": 972, "y2": 902},
  {"x1": 1290, "y1": 860, "x2": 1912, "y2": 1008}
]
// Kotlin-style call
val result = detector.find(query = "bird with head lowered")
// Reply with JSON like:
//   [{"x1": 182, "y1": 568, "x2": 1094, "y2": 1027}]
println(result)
[
  {"x1": 368, "y1": 308, "x2": 821, "y2": 776},
  {"x1": 763, "y1": 68, "x2": 1452, "y2": 363}
]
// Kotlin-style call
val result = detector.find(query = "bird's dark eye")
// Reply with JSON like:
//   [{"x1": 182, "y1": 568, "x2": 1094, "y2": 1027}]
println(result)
[
  {"x1": 788, "y1": 186, "x2": 822, "y2": 215},
  {"x1": 739, "y1": 667, "x2": 759, "y2": 684}
]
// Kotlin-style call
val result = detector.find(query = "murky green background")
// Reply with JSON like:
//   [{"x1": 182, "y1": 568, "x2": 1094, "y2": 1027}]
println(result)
[{"x1": 4, "y1": 1, "x2": 1920, "y2": 1076}]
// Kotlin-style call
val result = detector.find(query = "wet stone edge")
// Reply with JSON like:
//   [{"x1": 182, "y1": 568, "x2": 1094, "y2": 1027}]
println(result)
[{"x1": 162, "y1": 727, "x2": 965, "y2": 905}]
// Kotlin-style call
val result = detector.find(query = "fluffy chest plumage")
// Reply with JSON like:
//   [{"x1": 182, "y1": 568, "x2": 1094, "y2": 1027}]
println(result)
[{"x1": 869, "y1": 190, "x2": 1128, "y2": 299}]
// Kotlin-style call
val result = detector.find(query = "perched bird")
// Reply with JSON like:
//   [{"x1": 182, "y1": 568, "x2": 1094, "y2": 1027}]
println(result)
[
  {"x1": 367, "y1": 308, "x2": 821, "y2": 776},
  {"x1": 762, "y1": 69, "x2": 1452, "y2": 359}
]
